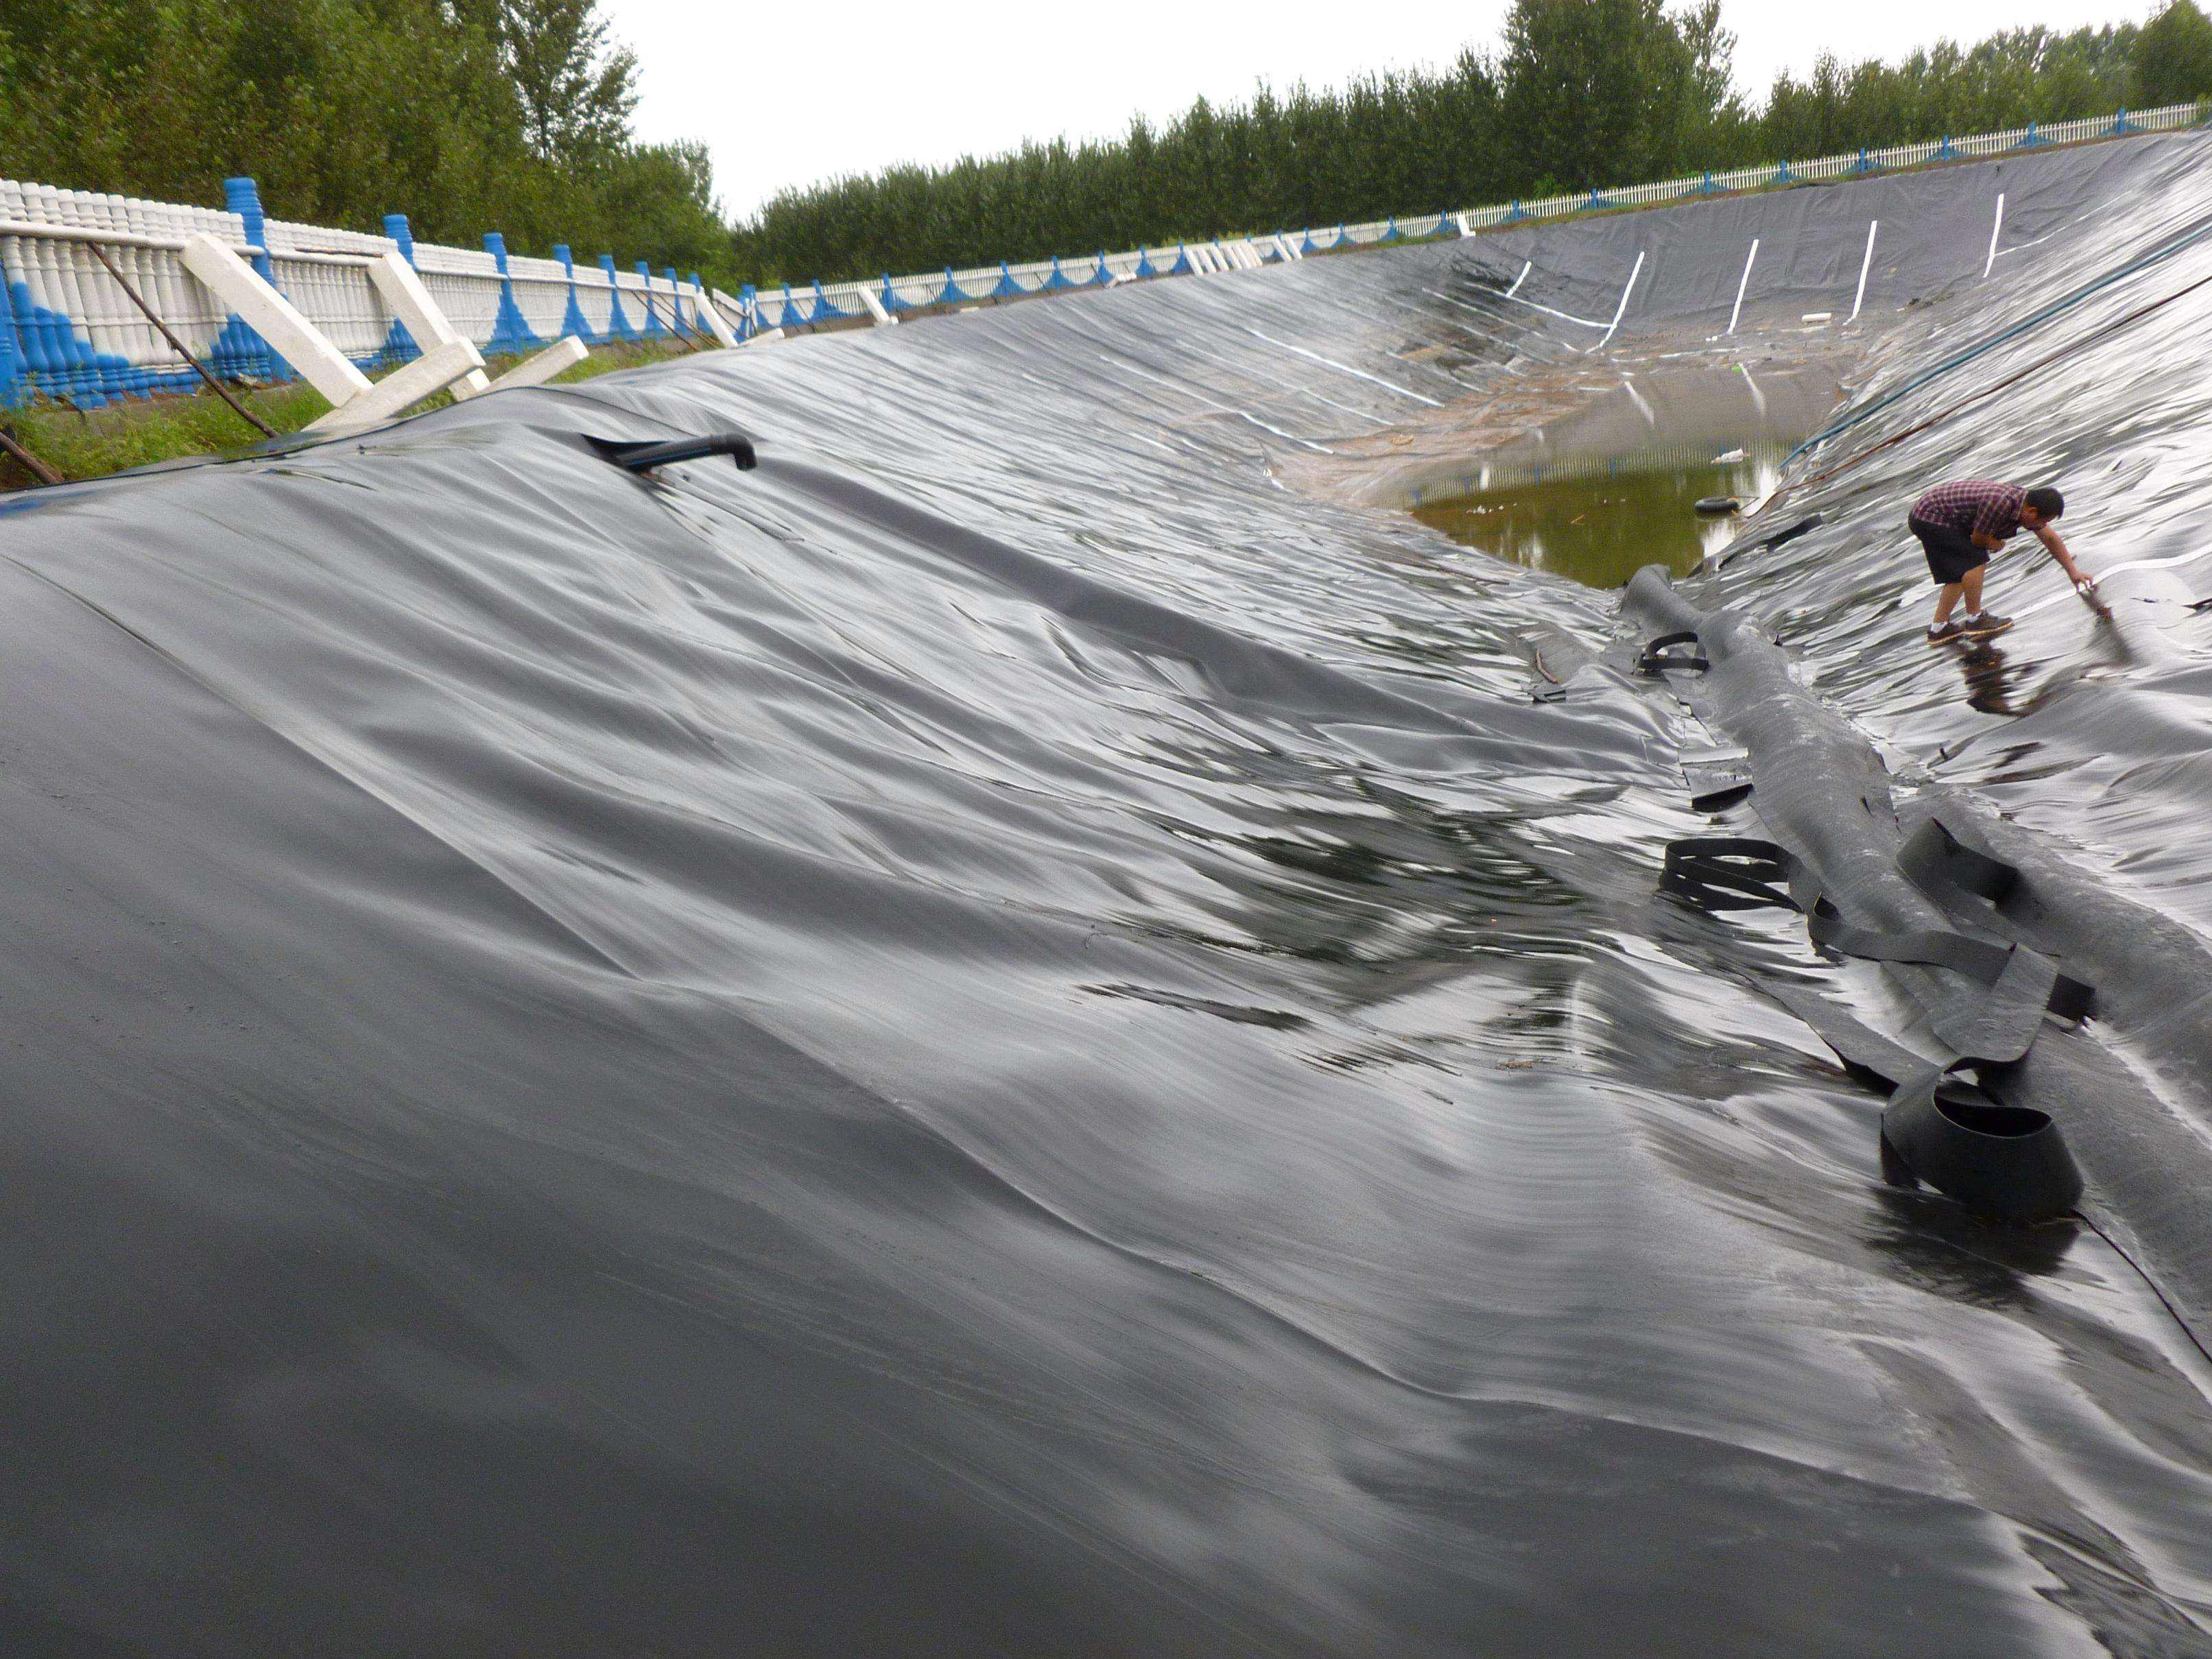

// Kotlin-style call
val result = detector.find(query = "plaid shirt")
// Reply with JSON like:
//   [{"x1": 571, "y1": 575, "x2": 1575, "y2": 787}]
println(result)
[{"x1": 1912, "y1": 479, "x2": 2027, "y2": 543}]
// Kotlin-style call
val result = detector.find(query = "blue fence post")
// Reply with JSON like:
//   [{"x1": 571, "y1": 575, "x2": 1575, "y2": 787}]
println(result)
[
  {"x1": 880, "y1": 272, "x2": 900, "y2": 313},
  {"x1": 482, "y1": 233, "x2": 540, "y2": 357},
  {"x1": 383, "y1": 212, "x2": 416, "y2": 264},
  {"x1": 634, "y1": 261, "x2": 663, "y2": 336},
  {"x1": 664, "y1": 267, "x2": 684, "y2": 331},
  {"x1": 940, "y1": 266, "x2": 960, "y2": 304},
  {"x1": 598, "y1": 254, "x2": 637, "y2": 340},
  {"x1": 226, "y1": 176, "x2": 273, "y2": 281},
  {"x1": 0, "y1": 270, "x2": 23, "y2": 409},
  {"x1": 372, "y1": 213, "x2": 422, "y2": 366},
  {"x1": 1095, "y1": 249, "x2": 1110, "y2": 284},
  {"x1": 553, "y1": 245, "x2": 593, "y2": 342},
  {"x1": 1936, "y1": 135, "x2": 1958, "y2": 162},
  {"x1": 2111, "y1": 108, "x2": 2139, "y2": 136},
  {"x1": 738, "y1": 281, "x2": 757, "y2": 337},
  {"x1": 1772, "y1": 159, "x2": 1798, "y2": 185},
  {"x1": 218, "y1": 175, "x2": 281, "y2": 382}
]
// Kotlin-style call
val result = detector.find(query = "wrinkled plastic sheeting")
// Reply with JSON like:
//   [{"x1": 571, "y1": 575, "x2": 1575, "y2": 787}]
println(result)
[{"x1": 6, "y1": 132, "x2": 2212, "y2": 1657}]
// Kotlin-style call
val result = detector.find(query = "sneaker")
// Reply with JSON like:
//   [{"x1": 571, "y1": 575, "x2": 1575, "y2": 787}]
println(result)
[
  {"x1": 1958, "y1": 610, "x2": 2013, "y2": 638},
  {"x1": 1927, "y1": 620, "x2": 1965, "y2": 643}
]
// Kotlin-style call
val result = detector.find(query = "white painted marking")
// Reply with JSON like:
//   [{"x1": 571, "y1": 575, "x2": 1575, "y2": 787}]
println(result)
[
  {"x1": 1429, "y1": 285, "x2": 1607, "y2": 331},
  {"x1": 1851, "y1": 220, "x2": 1878, "y2": 321},
  {"x1": 1727, "y1": 239, "x2": 1759, "y2": 336},
  {"x1": 1244, "y1": 328, "x2": 1444, "y2": 405},
  {"x1": 1984, "y1": 193, "x2": 2006, "y2": 278},
  {"x1": 1595, "y1": 250, "x2": 1645, "y2": 348},
  {"x1": 1741, "y1": 363, "x2": 1767, "y2": 418}
]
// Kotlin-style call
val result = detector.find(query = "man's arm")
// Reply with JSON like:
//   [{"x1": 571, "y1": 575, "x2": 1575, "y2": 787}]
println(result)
[{"x1": 2034, "y1": 523, "x2": 2095, "y2": 589}]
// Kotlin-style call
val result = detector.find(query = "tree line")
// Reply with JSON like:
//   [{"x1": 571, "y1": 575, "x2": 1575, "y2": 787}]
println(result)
[
  {"x1": 8, "y1": 0, "x2": 2211, "y2": 300},
  {"x1": 728, "y1": 0, "x2": 2212, "y2": 285},
  {"x1": 0, "y1": 0, "x2": 732, "y2": 283}
]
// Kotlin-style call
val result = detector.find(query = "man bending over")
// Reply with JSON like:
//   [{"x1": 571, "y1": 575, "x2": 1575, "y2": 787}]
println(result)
[{"x1": 1910, "y1": 480, "x2": 2093, "y2": 641}]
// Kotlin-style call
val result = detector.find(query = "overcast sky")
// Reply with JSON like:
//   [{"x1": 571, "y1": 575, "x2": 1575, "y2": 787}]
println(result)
[{"x1": 606, "y1": 0, "x2": 2156, "y2": 218}]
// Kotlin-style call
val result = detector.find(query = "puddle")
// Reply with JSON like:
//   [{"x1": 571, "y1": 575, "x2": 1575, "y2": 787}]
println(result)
[
  {"x1": 1412, "y1": 450, "x2": 1787, "y2": 588},
  {"x1": 1401, "y1": 366, "x2": 1842, "y2": 588}
]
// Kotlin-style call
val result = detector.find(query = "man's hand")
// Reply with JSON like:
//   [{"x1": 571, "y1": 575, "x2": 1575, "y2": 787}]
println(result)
[{"x1": 2073, "y1": 571, "x2": 2098, "y2": 596}]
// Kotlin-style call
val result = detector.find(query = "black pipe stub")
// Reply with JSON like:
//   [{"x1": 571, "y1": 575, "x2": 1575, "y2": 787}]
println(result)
[
  {"x1": 586, "y1": 432, "x2": 757, "y2": 475},
  {"x1": 1880, "y1": 1077, "x2": 2084, "y2": 1224},
  {"x1": 1693, "y1": 496, "x2": 1742, "y2": 516}
]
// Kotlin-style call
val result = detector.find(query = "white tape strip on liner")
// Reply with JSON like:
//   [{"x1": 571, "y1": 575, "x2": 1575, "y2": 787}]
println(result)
[
  {"x1": 1429, "y1": 285, "x2": 1608, "y2": 331},
  {"x1": 304, "y1": 337, "x2": 481, "y2": 433},
  {"x1": 743, "y1": 326, "x2": 785, "y2": 346},
  {"x1": 1728, "y1": 240, "x2": 1759, "y2": 335},
  {"x1": 1506, "y1": 260, "x2": 1532, "y2": 298},
  {"x1": 1244, "y1": 327, "x2": 1444, "y2": 406},
  {"x1": 1984, "y1": 194, "x2": 2006, "y2": 278},
  {"x1": 1595, "y1": 250, "x2": 1645, "y2": 348},
  {"x1": 366, "y1": 250, "x2": 491, "y2": 398},
  {"x1": 1851, "y1": 221, "x2": 1878, "y2": 321},
  {"x1": 180, "y1": 232, "x2": 370, "y2": 406}
]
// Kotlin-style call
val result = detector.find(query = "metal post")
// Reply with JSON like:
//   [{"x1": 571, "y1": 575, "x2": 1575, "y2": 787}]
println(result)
[{"x1": 86, "y1": 241, "x2": 276, "y2": 435}]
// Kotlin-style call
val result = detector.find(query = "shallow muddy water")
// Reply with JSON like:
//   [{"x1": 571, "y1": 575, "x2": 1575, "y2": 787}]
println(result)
[{"x1": 1410, "y1": 449, "x2": 1787, "y2": 586}]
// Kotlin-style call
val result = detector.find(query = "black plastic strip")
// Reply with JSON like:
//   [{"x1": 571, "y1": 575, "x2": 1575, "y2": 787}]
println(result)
[{"x1": 586, "y1": 432, "x2": 758, "y2": 474}]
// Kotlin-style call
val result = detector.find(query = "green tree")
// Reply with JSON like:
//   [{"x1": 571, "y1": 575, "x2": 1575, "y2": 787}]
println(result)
[
  {"x1": 484, "y1": 0, "x2": 639, "y2": 165},
  {"x1": 2137, "y1": 1, "x2": 2212, "y2": 104}
]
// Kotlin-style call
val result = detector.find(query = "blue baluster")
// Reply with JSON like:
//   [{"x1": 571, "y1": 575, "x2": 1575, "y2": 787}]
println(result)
[
  {"x1": 599, "y1": 254, "x2": 637, "y2": 340},
  {"x1": 552, "y1": 246, "x2": 591, "y2": 342},
  {"x1": 0, "y1": 265, "x2": 24, "y2": 408},
  {"x1": 216, "y1": 175, "x2": 280, "y2": 381}
]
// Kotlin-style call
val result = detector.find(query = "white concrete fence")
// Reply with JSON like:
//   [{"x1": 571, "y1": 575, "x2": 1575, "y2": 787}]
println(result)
[
  {"x1": 3, "y1": 101, "x2": 2201, "y2": 421},
  {"x1": 0, "y1": 174, "x2": 747, "y2": 423}
]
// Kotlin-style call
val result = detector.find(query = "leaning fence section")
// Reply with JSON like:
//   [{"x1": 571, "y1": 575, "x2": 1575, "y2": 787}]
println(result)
[{"x1": 2, "y1": 101, "x2": 2204, "y2": 409}]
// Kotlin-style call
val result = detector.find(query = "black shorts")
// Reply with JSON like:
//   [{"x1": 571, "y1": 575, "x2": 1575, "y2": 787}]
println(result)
[{"x1": 1909, "y1": 515, "x2": 1986, "y2": 584}]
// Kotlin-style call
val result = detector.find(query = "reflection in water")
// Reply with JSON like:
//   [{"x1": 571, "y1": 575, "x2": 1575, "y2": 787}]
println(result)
[
  {"x1": 1412, "y1": 451, "x2": 1789, "y2": 588},
  {"x1": 1401, "y1": 365, "x2": 1840, "y2": 588}
]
